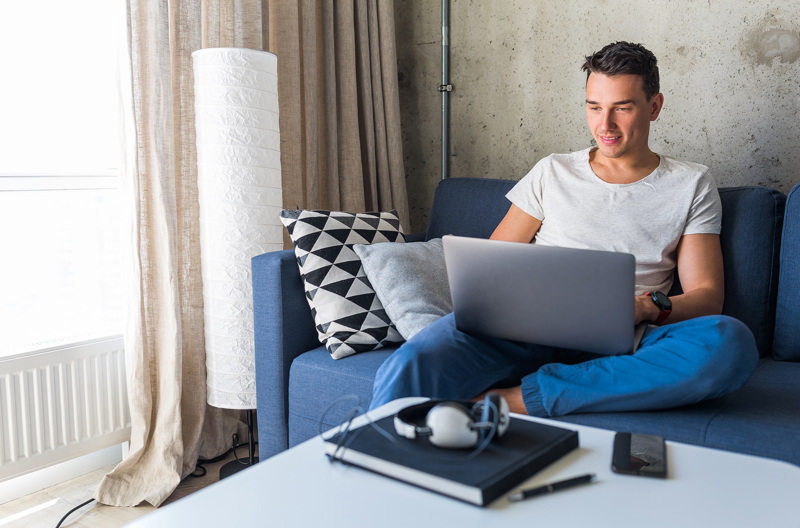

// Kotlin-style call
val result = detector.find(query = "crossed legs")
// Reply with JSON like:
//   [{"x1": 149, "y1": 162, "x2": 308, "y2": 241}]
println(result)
[{"x1": 370, "y1": 313, "x2": 758, "y2": 417}]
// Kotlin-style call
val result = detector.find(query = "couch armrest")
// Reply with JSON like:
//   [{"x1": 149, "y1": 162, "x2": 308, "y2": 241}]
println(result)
[
  {"x1": 774, "y1": 183, "x2": 800, "y2": 360},
  {"x1": 252, "y1": 249, "x2": 320, "y2": 459}
]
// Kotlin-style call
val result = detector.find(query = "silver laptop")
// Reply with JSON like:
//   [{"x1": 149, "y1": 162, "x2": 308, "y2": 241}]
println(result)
[{"x1": 442, "y1": 235, "x2": 646, "y2": 356}]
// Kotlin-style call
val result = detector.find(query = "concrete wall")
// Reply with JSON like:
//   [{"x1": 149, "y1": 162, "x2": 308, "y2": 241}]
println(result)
[{"x1": 394, "y1": 0, "x2": 800, "y2": 233}]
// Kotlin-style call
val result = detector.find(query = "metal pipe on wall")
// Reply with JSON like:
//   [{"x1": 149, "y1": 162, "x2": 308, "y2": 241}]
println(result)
[{"x1": 440, "y1": 0, "x2": 451, "y2": 180}]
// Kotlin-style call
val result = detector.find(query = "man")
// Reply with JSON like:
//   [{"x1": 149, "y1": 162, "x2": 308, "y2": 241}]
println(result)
[{"x1": 370, "y1": 42, "x2": 757, "y2": 416}]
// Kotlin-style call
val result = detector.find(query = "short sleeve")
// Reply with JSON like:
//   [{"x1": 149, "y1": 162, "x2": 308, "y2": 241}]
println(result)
[
  {"x1": 506, "y1": 160, "x2": 546, "y2": 221},
  {"x1": 684, "y1": 171, "x2": 722, "y2": 235}
]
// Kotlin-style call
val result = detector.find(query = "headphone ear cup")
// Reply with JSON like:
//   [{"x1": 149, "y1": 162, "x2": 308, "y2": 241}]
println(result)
[
  {"x1": 425, "y1": 403, "x2": 479, "y2": 449},
  {"x1": 476, "y1": 393, "x2": 511, "y2": 439},
  {"x1": 495, "y1": 395, "x2": 510, "y2": 437}
]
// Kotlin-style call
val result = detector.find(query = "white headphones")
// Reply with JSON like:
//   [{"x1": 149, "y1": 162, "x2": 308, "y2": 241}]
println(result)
[{"x1": 393, "y1": 393, "x2": 510, "y2": 449}]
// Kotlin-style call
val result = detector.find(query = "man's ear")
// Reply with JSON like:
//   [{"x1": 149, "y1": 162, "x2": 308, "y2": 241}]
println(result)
[{"x1": 650, "y1": 93, "x2": 665, "y2": 121}]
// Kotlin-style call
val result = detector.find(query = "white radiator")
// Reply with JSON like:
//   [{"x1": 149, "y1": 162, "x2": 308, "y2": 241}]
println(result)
[{"x1": 0, "y1": 336, "x2": 131, "y2": 482}]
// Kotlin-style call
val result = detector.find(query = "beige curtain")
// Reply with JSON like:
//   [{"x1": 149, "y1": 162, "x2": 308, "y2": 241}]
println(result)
[
  {"x1": 96, "y1": 0, "x2": 408, "y2": 508},
  {"x1": 270, "y1": 0, "x2": 410, "y2": 238},
  {"x1": 94, "y1": 0, "x2": 265, "y2": 508}
]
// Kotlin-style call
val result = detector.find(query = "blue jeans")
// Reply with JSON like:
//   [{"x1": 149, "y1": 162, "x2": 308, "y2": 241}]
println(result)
[{"x1": 370, "y1": 313, "x2": 758, "y2": 416}]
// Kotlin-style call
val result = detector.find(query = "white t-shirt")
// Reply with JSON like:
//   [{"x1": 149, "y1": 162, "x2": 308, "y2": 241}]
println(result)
[{"x1": 506, "y1": 147, "x2": 722, "y2": 295}]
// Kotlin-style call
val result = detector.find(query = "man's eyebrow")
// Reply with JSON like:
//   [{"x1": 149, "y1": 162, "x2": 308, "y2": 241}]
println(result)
[{"x1": 585, "y1": 99, "x2": 636, "y2": 106}]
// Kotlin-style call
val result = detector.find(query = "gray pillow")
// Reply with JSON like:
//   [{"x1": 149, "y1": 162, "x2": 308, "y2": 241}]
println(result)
[{"x1": 353, "y1": 238, "x2": 452, "y2": 340}]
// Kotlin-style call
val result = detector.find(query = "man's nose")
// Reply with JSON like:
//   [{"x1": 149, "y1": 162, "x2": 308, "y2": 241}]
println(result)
[{"x1": 601, "y1": 110, "x2": 616, "y2": 131}]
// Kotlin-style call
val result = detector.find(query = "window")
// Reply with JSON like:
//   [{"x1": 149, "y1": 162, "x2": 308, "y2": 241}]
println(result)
[{"x1": 0, "y1": 1, "x2": 122, "y2": 356}]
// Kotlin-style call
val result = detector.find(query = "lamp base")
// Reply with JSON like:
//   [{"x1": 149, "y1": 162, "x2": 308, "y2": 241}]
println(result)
[
  {"x1": 219, "y1": 408, "x2": 259, "y2": 480},
  {"x1": 219, "y1": 456, "x2": 259, "y2": 480}
]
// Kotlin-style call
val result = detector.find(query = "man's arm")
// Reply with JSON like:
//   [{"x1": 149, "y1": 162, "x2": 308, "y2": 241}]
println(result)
[
  {"x1": 490, "y1": 204, "x2": 543, "y2": 242},
  {"x1": 635, "y1": 233, "x2": 724, "y2": 325}
]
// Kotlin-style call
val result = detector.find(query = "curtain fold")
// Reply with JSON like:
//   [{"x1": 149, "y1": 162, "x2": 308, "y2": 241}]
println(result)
[
  {"x1": 96, "y1": 0, "x2": 408, "y2": 508},
  {"x1": 271, "y1": 0, "x2": 409, "y2": 237},
  {"x1": 94, "y1": 0, "x2": 263, "y2": 507}
]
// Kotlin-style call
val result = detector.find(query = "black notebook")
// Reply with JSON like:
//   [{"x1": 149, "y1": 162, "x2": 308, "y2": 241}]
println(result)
[{"x1": 323, "y1": 413, "x2": 579, "y2": 507}]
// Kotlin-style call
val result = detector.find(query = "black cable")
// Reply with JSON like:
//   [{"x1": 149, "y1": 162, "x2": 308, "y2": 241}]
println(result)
[
  {"x1": 191, "y1": 448, "x2": 232, "y2": 478},
  {"x1": 191, "y1": 434, "x2": 259, "y2": 477},
  {"x1": 322, "y1": 396, "x2": 502, "y2": 464},
  {"x1": 230, "y1": 433, "x2": 251, "y2": 466},
  {"x1": 54, "y1": 497, "x2": 95, "y2": 528},
  {"x1": 54, "y1": 431, "x2": 259, "y2": 526}
]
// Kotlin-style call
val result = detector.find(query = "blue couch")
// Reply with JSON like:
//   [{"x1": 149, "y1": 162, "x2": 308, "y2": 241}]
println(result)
[{"x1": 253, "y1": 178, "x2": 800, "y2": 466}]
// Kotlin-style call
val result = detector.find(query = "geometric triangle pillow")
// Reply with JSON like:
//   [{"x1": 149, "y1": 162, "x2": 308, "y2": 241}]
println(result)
[{"x1": 279, "y1": 209, "x2": 405, "y2": 359}]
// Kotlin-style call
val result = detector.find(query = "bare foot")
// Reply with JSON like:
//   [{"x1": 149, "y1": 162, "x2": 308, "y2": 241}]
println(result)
[{"x1": 473, "y1": 386, "x2": 527, "y2": 414}]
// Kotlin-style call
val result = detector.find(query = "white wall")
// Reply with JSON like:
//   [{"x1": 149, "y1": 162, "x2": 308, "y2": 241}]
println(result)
[{"x1": 395, "y1": 0, "x2": 800, "y2": 232}]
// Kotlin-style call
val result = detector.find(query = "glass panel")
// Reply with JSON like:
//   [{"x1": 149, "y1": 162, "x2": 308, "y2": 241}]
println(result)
[
  {"x1": 0, "y1": 189, "x2": 123, "y2": 356},
  {"x1": 0, "y1": 1, "x2": 119, "y2": 176},
  {"x1": 0, "y1": 0, "x2": 123, "y2": 357}
]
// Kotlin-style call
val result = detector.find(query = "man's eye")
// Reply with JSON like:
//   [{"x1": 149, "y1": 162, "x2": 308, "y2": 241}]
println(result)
[{"x1": 617, "y1": 107, "x2": 631, "y2": 112}]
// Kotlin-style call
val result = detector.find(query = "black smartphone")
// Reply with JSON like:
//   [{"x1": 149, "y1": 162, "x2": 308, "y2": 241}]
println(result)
[{"x1": 611, "y1": 432, "x2": 668, "y2": 478}]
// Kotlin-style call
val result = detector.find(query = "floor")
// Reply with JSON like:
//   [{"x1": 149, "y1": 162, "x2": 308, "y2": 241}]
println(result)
[{"x1": 0, "y1": 452, "x2": 239, "y2": 528}]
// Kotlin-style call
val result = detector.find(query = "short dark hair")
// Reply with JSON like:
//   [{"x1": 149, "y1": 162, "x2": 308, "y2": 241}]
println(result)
[{"x1": 582, "y1": 42, "x2": 660, "y2": 100}]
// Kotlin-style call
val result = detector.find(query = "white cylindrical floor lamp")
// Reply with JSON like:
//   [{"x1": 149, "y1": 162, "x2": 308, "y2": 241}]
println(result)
[{"x1": 192, "y1": 47, "x2": 282, "y2": 478}]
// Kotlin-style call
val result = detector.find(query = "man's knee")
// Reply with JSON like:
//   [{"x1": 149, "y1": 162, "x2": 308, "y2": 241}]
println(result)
[
  {"x1": 370, "y1": 345, "x2": 422, "y2": 410},
  {"x1": 374, "y1": 340, "x2": 424, "y2": 386},
  {"x1": 709, "y1": 315, "x2": 758, "y2": 364},
  {"x1": 371, "y1": 317, "x2": 460, "y2": 406},
  {"x1": 694, "y1": 315, "x2": 758, "y2": 396}
]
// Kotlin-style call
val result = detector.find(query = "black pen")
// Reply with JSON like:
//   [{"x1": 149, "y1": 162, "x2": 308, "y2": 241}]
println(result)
[{"x1": 508, "y1": 473, "x2": 596, "y2": 502}]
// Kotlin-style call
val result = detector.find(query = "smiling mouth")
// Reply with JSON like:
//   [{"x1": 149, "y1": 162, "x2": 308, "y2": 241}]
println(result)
[{"x1": 599, "y1": 135, "x2": 621, "y2": 144}]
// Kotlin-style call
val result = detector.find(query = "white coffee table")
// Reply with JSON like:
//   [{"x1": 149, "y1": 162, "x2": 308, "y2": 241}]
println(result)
[{"x1": 128, "y1": 398, "x2": 800, "y2": 527}]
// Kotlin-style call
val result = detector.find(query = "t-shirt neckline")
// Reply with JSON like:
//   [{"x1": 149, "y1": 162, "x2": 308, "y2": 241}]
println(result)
[{"x1": 584, "y1": 147, "x2": 663, "y2": 187}]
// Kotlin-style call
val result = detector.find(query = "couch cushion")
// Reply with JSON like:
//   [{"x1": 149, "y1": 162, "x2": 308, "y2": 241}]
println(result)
[
  {"x1": 716, "y1": 187, "x2": 785, "y2": 356},
  {"x1": 354, "y1": 238, "x2": 451, "y2": 340},
  {"x1": 554, "y1": 358, "x2": 800, "y2": 466},
  {"x1": 288, "y1": 346, "x2": 396, "y2": 447},
  {"x1": 774, "y1": 183, "x2": 800, "y2": 361},
  {"x1": 280, "y1": 209, "x2": 405, "y2": 359},
  {"x1": 699, "y1": 359, "x2": 800, "y2": 463},
  {"x1": 288, "y1": 351, "x2": 800, "y2": 466}
]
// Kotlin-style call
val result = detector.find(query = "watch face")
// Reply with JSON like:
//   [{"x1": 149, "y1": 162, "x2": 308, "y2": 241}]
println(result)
[{"x1": 652, "y1": 291, "x2": 672, "y2": 310}]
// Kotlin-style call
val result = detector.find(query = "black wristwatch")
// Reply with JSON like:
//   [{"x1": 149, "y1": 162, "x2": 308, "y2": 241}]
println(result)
[{"x1": 646, "y1": 291, "x2": 672, "y2": 325}]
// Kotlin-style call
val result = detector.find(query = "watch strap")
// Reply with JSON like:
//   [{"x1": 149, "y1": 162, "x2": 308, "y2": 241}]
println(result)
[
  {"x1": 646, "y1": 291, "x2": 672, "y2": 325},
  {"x1": 654, "y1": 308, "x2": 672, "y2": 325}
]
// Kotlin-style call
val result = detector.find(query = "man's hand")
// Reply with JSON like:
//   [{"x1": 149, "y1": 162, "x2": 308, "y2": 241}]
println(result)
[{"x1": 635, "y1": 294, "x2": 661, "y2": 325}]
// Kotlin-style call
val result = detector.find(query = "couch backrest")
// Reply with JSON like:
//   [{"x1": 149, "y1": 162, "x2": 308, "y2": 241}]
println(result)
[
  {"x1": 426, "y1": 177, "x2": 515, "y2": 240},
  {"x1": 426, "y1": 177, "x2": 785, "y2": 356},
  {"x1": 716, "y1": 187, "x2": 785, "y2": 356}
]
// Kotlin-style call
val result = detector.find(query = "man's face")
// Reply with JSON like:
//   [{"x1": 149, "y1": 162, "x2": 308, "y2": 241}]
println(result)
[{"x1": 585, "y1": 73, "x2": 663, "y2": 161}]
